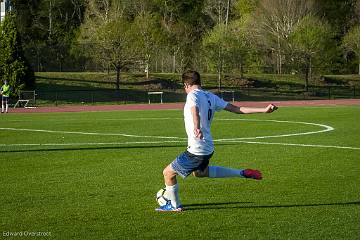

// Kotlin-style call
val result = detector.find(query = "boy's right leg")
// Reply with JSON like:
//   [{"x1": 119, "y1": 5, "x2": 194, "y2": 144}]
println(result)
[{"x1": 155, "y1": 165, "x2": 183, "y2": 211}]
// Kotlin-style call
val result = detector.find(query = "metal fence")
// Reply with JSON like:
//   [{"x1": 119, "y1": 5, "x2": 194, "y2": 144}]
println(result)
[{"x1": 18, "y1": 85, "x2": 356, "y2": 106}]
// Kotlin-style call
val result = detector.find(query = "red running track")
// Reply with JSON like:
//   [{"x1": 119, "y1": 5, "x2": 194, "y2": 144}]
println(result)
[{"x1": 8, "y1": 99, "x2": 360, "y2": 114}]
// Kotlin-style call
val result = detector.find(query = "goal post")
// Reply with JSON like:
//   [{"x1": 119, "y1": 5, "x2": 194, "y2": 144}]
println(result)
[{"x1": 13, "y1": 90, "x2": 37, "y2": 108}]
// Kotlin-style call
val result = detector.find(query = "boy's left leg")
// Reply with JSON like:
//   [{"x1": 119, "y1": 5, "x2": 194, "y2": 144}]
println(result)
[{"x1": 194, "y1": 166, "x2": 262, "y2": 180}]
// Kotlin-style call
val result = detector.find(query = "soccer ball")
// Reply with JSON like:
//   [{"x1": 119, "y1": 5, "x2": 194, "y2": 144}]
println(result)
[{"x1": 156, "y1": 188, "x2": 170, "y2": 206}]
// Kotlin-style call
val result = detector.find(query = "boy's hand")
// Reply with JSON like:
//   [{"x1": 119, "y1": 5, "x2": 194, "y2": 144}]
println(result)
[{"x1": 194, "y1": 128, "x2": 203, "y2": 139}]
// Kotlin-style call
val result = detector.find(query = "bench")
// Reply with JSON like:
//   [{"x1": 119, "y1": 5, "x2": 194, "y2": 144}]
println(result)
[
  {"x1": 221, "y1": 90, "x2": 235, "y2": 103},
  {"x1": 148, "y1": 91, "x2": 163, "y2": 104}
]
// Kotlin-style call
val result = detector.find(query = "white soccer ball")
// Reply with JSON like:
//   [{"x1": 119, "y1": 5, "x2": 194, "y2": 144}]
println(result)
[{"x1": 156, "y1": 188, "x2": 170, "y2": 206}]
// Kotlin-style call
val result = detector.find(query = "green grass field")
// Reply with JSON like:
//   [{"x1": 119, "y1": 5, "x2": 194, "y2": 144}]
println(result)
[{"x1": 1, "y1": 106, "x2": 359, "y2": 239}]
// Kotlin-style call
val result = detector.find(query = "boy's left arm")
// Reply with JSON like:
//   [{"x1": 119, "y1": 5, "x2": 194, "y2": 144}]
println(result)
[
  {"x1": 224, "y1": 103, "x2": 278, "y2": 114},
  {"x1": 191, "y1": 106, "x2": 203, "y2": 139}
]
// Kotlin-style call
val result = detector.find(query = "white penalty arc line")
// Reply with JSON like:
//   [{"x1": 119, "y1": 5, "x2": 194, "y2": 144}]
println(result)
[
  {"x1": 0, "y1": 127, "x2": 186, "y2": 140},
  {"x1": 214, "y1": 119, "x2": 334, "y2": 141},
  {"x1": 222, "y1": 140, "x2": 360, "y2": 151},
  {"x1": 0, "y1": 140, "x2": 186, "y2": 147}
]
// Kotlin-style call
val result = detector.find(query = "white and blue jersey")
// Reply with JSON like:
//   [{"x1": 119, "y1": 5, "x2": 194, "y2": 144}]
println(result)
[{"x1": 184, "y1": 89, "x2": 228, "y2": 155}]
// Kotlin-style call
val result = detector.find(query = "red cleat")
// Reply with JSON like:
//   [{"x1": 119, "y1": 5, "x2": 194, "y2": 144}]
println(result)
[{"x1": 243, "y1": 169, "x2": 262, "y2": 180}]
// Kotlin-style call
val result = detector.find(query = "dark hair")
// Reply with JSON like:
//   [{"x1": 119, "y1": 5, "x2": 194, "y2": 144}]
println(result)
[{"x1": 182, "y1": 70, "x2": 201, "y2": 86}]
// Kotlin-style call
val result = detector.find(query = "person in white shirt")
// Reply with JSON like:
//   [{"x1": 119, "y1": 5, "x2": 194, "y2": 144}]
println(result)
[{"x1": 156, "y1": 70, "x2": 278, "y2": 212}]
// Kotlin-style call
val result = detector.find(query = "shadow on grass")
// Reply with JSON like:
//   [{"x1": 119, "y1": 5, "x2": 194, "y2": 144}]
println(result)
[
  {"x1": 184, "y1": 201, "x2": 360, "y2": 211},
  {"x1": 0, "y1": 144, "x2": 185, "y2": 153}
]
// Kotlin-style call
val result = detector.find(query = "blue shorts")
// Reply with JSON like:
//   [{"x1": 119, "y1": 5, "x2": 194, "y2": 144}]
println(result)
[
  {"x1": 171, "y1": 151, "x2": 213, "y2": 178},
  {"x1": 2, "y1": 96, "x2": 9, "y2": 102}
]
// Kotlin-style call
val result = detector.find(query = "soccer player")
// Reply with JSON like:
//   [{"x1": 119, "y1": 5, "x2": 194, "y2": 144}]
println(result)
[
  {"x1": 1, "y1": 80, "x2": 10, "y2": 113},
  {"x1": 156, "y1": 70, "x2": 278, "y2": 212}
]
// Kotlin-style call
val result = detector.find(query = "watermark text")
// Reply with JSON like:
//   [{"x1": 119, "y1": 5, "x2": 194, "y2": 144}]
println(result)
[{"x1": 3, "y1": 231, "x2": 52, "y2": 237}]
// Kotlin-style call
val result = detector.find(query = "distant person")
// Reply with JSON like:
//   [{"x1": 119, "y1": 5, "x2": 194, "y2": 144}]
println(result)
[
  {"x1": 1, "y1": 80, "x2": 10, "y2": 113},
  {"x1": 156, "y1": 70, "x2": 278, "y2": 212}
]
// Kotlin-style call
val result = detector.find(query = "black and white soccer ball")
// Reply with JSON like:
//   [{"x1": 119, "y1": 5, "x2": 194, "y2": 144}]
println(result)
[{"x1": 156, "y1": 188, "x2": 170, "y2": 206}]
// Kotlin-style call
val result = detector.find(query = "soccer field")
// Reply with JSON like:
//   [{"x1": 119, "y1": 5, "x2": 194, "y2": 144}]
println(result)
[{"x1": 0, "y1": 106, "x2": 359, "y2": 239}]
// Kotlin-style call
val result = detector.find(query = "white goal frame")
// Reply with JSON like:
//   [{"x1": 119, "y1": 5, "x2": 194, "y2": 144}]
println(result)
[{"x1": 13, "y1": 90, "x2": 37, "y2": 108}]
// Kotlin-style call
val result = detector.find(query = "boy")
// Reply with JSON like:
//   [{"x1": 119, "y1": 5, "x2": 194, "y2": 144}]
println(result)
[{"x1": 156, "y1": 70, "x2": 277, "y2": 212}]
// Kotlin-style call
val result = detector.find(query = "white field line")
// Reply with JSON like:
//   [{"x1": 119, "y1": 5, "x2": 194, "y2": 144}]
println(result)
[
  {"x1": 3, "y1": 117, "x2": 181, "y2": 123},
  {"x1": 214, "y1": 119, "x2": 334, "y2": 141},
  {"x1": 0, "y1": 119, "x2": 333, "y2": 141},
  {"x1": 222, "y1": 140, "x2": 360, "y2": 151},
  {"x1": 1, "y1": 118, "x2": 358, "y2": 150},
  {"x1": 0, "y1": 140, "x2": 185, "y2": 147},
  {"x1": 0, "y1": 127, "x2": 186, "y2": 140}
]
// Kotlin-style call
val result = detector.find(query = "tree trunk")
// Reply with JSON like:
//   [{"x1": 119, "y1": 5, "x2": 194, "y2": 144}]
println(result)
[
  {"x1": 48, "y1": 0, "x2": 53, "y2": 41},
  {"x1": 161, "y1": 57, "x2": 164, "y2": 73},
  {"x1": 225, "y1": 0, "x2": 230, "y2": 26},
  {"x1": 37, "y1": 48, "x2": 40, "y2": 72},
  {"x1": 218, "y1": 70, "x2": 222, "y2": 92},
  {"x1": 309, "y1": 57, "x2": 312, "y2": 82},
  {"x1": 172, "y1": 53, "x2": 176, "y2": 73},
  {"x1": 279, "y1": 53, "x2": 282, "y2": 74},
  {"x1": 146, "y1": 54, "x2": 150, "y2": 79},
  {"x1": 218, "y1": 45, "x2": 223, "y2": 92},
  {"x1": 304, "y1": 56, "x2": 310, "y2": 92},
  {"x1": 276, "y1": 23, "x2": 281, "y2": 74},
  {"x1": 305, "y1": 69, "x2": 309, "y2": 92},
  {"x1": 240, "y1": 59, "x2": 244, "y2": 79},
  {"x1": 116, "y1": 65, "x2": 121, "y2": 90}
]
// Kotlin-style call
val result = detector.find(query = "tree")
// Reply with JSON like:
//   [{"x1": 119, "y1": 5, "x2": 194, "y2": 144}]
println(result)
[
  {"x1": 13, "y1": 0, "x2": 85, "y2": 44},
  {"x1": 202, "y1": 23, "x2": 227, "y2": 89},
  {"x1": 290, "y1": 15, "x2": 333, "y2": 90},
  {"x1": 0, "y1": 13, "x2": 35, "y2": 95},
  {"x1": 133, "y1": 12, "x2": 164, "y2": 78},
  {"x1": 203, "y1": 0, "x2": 234, "y2": 26},
  {"x1": 79, "y1": 0, "x2": 137, "y2": 89},
  {"x1": 12, "y1": 0, "x2": 86, "y2": 71},
  {"x1": 343, "y1": 25, "x2": 360, "y2": 74},
  {"x1": 234, "y1": 0, "x2": 259, "y2": 18},
  {"x1": 226, "y1": 17, "x2": 253, "y2": 77},
  {"x1": 202, "y1": 17, "x2": 251, "y2": 84},
  {"x1": 251, "y1": 0, "x2": 315, "y2": 74},
  {"x1": 315, "y1": 0, "x2": 359, "y2": 36},
  {"x1": 202, "y1": 0, "x2": 236, "y2": 90},
  {"x1": 156, "y1": 0, "x2": 207, "y2": 72}
]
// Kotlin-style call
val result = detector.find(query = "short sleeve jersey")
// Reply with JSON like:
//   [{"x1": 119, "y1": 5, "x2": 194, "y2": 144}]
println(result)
[
  {"x1": 184, "y1": 89, "x2": 228, "y2": 155},
  {"x1": 1, "y1": 84, "x2": 10, "y2": 97}
]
